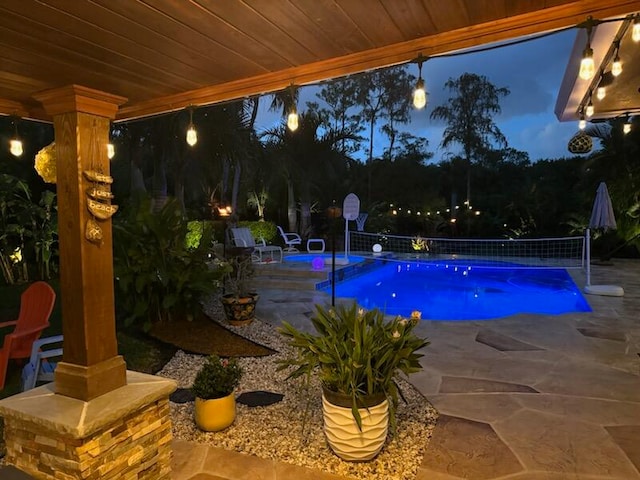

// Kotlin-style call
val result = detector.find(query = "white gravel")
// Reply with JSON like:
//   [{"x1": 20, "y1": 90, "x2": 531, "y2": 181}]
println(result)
[{"x1": 157, "y1": 300, "x2": 438, "y2": 480}]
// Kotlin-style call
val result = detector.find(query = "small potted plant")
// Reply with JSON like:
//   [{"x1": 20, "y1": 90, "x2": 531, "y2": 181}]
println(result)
[
  {"x1": 220, "y1": 253, "x2": 259, "y2": 325},
  {"x1": 192, "y1": 354, "x2": 243, "y2": 431},
  {"x1": 278, "y1": 302, "x2": 429, "y2": 461}
]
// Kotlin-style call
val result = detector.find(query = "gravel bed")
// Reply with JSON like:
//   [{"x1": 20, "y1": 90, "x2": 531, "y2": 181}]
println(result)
[{"x1": 158, "y1": 300, "x2": 438, "y2": 480}]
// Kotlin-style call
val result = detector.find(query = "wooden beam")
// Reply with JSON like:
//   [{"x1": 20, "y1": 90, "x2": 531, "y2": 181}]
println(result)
[
  {"x1": 33, "y1": 85, "x2": 128, "y2": 401},
  {"x1": 117, "y1": 0, "x2": 640, "y2": 120}
]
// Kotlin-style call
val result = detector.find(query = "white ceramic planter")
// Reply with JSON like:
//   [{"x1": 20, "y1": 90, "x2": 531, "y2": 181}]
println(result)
[{"x1": 321, "y1": 392, "x2": 389, "y2": 461}]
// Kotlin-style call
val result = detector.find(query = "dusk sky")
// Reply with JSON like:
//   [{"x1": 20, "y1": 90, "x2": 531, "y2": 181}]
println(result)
[{"x1": 254, "y1": 27, "x2": 582, "y2": 163}]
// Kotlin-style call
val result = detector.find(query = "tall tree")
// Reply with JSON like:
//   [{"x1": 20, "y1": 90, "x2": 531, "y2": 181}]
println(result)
[{"x1": 430, "y1": 73, "x2": 509, "y2": 207}]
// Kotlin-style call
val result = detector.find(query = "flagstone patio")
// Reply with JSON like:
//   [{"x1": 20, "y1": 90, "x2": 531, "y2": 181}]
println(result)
[{"x1": 173, "y1": 259, "x2": 640, "y2": 480}]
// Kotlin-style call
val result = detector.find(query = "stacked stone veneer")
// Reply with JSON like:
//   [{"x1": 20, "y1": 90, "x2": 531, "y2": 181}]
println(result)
[{"x1": 0, "y1": 371, "x2": 176, "y2": 480}]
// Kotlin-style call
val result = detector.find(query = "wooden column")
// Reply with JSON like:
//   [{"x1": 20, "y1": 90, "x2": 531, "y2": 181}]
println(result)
[{"x1": 34, "y1": 85, "x2": 128, "y2": 401}]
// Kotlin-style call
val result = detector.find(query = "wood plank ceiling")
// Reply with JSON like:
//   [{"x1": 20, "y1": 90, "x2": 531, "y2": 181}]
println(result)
[{"x1": 0, "y1": 0, "x2": 638, "y2": 122}]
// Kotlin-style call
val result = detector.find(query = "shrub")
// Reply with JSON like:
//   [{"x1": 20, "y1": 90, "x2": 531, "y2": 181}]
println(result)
[{"x1": 238, "y1": 221, "x2": 277, "y2": 244}]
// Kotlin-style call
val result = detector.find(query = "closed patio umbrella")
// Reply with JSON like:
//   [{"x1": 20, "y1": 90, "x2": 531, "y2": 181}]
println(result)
[
  {"x1": 585, "y1": 182, "x2": 623, "y2": 296},
  {"x1": 589, "y1": 182, "x2": 616, "y2": 230}
]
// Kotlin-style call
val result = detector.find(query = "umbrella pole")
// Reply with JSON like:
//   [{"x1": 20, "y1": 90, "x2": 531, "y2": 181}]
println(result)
[{"x1": 585, "y1": 228, "x2": 591, "y2": 287}]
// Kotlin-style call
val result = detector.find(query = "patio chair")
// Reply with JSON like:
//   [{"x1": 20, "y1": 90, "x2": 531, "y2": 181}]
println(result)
[
  {"x1": 277, "y1": 226, "x2": 302, "y2": 252},
  {"x1": 230, "y1": 227, "x2": 283, "y2": 263},
  {"x1": 0, "y1": 281, "x2": 56, "y2": 390},
  {"x1": 21, "y1": 334, "x2": 63, "y2": 391}
]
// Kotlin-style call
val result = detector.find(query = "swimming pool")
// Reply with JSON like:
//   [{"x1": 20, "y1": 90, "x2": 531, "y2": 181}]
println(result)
[
  {"x1": 284, "y1": 253, "x2": 365, "y2": 264},
  {"x1": 320, "y1": 260, "x2": 591, "y2": 320}
]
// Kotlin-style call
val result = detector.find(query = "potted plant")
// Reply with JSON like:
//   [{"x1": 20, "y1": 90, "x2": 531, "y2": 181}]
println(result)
[
  {"x1": 278, "y1": 302, "x2": 429, "y2": 461},
  {"x1": 192, "y1": 354, "x2": 243, "y2": 431},
  {"x1": 220, "y1": 253, "x2": 259, "y2": 325}
]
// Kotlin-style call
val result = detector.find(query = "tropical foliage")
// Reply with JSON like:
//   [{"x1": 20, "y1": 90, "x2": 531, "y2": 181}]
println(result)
[{"x1": 112, "y1": 196, "x2": 227, "y2": 330}]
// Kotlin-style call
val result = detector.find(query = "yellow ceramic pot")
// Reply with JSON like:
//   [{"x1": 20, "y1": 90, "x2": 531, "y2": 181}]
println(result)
[{"x1": 195, "y1": 393, "x2": 236, "y2": 431}]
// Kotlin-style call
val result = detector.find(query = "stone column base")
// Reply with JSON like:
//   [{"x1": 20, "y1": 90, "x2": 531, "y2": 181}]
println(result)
[{"x1": 0, "y1": 371, "x2": 176, "y2": 480}]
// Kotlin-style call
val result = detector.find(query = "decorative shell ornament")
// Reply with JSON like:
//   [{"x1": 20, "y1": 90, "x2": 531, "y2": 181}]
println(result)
[
  {"x1": 35, "y1": 142, "x2": 57, "y2": 184},
  {"x1": 567, "y1": 131, "x2": 593, "y2": 154},
  {"x1": 87, "y1": 198, "x2": 118, "y2": 220},
  {"x1": 85, "y1": 217, "x2": 103, "y2": 244}
]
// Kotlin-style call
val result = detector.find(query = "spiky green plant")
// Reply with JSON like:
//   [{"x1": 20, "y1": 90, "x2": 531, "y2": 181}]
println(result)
[{"x1": 278, "y1": 302, "x2": 429, "y2": 430}]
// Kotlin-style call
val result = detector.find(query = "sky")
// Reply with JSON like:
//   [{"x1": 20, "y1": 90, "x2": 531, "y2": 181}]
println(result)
[{"x1": 253, "y1": 28, "x2": 581, "y2": 163}]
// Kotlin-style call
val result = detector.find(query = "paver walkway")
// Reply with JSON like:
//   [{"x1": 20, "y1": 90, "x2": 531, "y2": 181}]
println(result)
[{"x1": 173, "y1": 259, "x2": 640, "y2": 480}]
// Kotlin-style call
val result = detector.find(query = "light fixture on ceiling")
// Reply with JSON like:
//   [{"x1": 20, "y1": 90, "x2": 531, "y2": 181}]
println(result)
[
  {"x1": 624, "y1": 116, "x2": 632, "y2": 134},
  {"x1": 611, "y1": 40, "x2": 622, "y2": 77},
  {"x1": 186, "y1": 106, "x2": 197, "y2": 146},
  {"x1": 632, "y1": 15, "x2": 640, "y2": 42},
  {"x1": 287, "y1": 85, "x2": 299, "y2": 132},
  {"x1": 412, "y1": 54, "x2": 428, "y2": 109},
  {"x1": 9, "y1": 117, "x2": 23, "y2": 157}
]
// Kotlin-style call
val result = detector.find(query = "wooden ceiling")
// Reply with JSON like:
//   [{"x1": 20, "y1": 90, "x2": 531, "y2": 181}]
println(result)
[{"x1": 1, "y1": 0, "x2": 638, "y2": 123}]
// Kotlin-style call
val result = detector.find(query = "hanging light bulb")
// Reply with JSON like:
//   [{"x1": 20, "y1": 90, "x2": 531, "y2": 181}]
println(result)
[
  {"x1": 412, "y1": 55, "x2": 428, "y2": 109},
  {"x1": 107, "y1": 143, "x2": 115, "y2": 159},
  {"x1": 579, "y1": 115, "x2": 587, "y2": 130},
  {"x1": 596, "y1": 86, "x2": 606, "y2": 101},
  {"x1": 9, "y1": 118, "x2": 23, "y2": 157},
  {"x1": 287, "y1": 105, "x2": 299, "y2": 131},
  {"x1": 286, "y1": 84, "x2": 299, "y2": 132},
  {"x1": 611, "y1": 42, "x2": 622, "y2": 77},
  {"x1": 633, "y1": 16, "x2": 640, "y2": 42},
  {"x1": 186, "y1": 107, "x2": 197, "y2": 146},
  {"x1": 624, "y1": 117, "x2": 632, "y2": 134},
  {"x1": 585, "y1": 97, "x2": 594, "y2": 117},
  {"x1": 580, "y1": 46, "x2": 595, "y2": 80}
]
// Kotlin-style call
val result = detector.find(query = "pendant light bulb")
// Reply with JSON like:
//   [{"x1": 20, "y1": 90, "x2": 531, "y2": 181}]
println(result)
[
  {"x1": 611, "y1": 55, "x2": 622, "y2": 77},
  {"x1": 186, "y1": 107, "x2": 197, "y2": 146},
  {"x1": 585, "y1": 99, "x2": 594, "y2": 118},
  {"x1": 10, "y1": 139, "x2": 23, "y2": 157},
  {"x1": 596, "y1": 86, "x2": 606, "y2": 101},
  {"x1": 107, "y1": 143, "x2": 115, "y2": 159},
  {"x1": 9, "y1": 119, "x2": 22, "y2": 157},
  {"x1": 578, "y1": 113, "x2": 586, "y2": 130},
  {"x1": 633, "y1": 17, "x2": 640, "y2": 42},
  {"x1": 579, "y1": 47, "x2": 595, "y2": 80},
  {"x1": 624, "y1": 117, "x2": 632, "y2": 134},
  {"x1": 413, "y1": 78, "x2": 427, "y2": 109},
  {"x1": 287, "y1": 107, "x2": 299, "y2": 132}
]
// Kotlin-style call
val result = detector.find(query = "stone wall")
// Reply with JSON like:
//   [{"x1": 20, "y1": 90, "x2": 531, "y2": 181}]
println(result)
[{"x1": 4, "y1": 398, "x2": 172, "y2": 479}]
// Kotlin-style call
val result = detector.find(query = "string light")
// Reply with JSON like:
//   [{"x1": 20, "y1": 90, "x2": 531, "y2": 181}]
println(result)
[
  {"x1": 578, "y1": 111, "x2": 586, "y2": 130},
  {"x1": 624, "y1": 116, "x2": 632, "y2": 134},
  {"x1": 186, "y1": 106, "x2": 197, "y2": 146},
  {"x1": 611, "y1": 41, "x2": 622, "y2": 77},
  {"x1": 286, "y1": 85, "x2": 299, "y2": 132},
  {"x1": 412, "y1": 55, "x2": 428, "y2": 109},
  {"x1": 9, "y1": 117, "x2": 22, "y2": 157},
  {"x1": 633, "y1": 16, "x2": 640, "y2": 42},
  {"x1": 579, "y1": 18, "x2": 597, "y2": 80},
  {"x1": 585, "y1": 95, "x2": 594, "y2": 117},
  {"x1": 107, "y1": 143, "x2": 115, "y2": 159}
]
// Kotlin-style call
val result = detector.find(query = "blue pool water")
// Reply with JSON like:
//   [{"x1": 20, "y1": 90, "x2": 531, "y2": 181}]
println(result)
[
  {"x1": 320, "y1": 260, "x2": 591, "y2": 320},
  {"x1": 284, "y1": 253, "x2": 365, "y2": 263}
]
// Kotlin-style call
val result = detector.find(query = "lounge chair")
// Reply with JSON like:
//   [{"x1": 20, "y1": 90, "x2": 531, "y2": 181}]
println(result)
[
  {"x1": 277, "y1": 226, "x2": 302, "y2": 252},
  {"x1": 21, "y1": 334, "x2": 63, "y2": 391},
  {"x1": 0, "y1": 281, "x2": 56, "y2": 390},
  {"x1": 230, "y1": 227, "x2": 283, "y2": 263}
]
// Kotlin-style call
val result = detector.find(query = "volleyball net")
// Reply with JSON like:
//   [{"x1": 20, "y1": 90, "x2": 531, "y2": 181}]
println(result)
[{"x1": 348, "y1": 231, "x2": 586, "y2": 269}]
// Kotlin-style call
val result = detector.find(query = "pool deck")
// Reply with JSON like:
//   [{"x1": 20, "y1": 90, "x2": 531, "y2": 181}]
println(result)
[{"x1": 173, "y1": 259, "x2": 640, "y2": 480}]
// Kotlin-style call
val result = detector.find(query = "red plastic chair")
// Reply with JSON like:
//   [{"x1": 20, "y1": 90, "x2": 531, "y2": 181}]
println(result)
[{"x1": 0, "y1": 281, "x2": 56, "y2": 390}]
